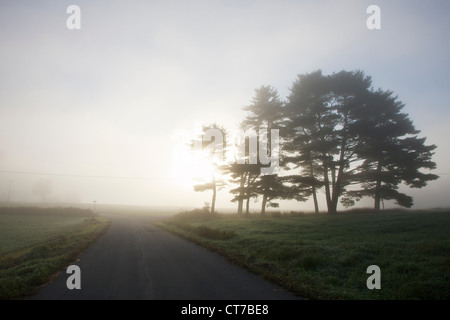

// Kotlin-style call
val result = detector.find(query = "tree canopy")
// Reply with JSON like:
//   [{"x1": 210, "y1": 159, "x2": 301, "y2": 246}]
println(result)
[{"x1": 191, "y1": 70, "x2": 438, "y2": 214}]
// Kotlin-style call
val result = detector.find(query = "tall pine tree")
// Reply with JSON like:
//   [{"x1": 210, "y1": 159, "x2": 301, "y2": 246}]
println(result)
[
  {"x1": 241, "y1": 86, "x2": 285, "y2": 214},
  {"x1": 348, "y1": 89, "x2": 438, "y2": 210}
]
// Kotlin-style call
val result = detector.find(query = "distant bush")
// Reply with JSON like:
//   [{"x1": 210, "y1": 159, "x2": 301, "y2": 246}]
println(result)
[
  {"x1": 269, "y1": 211, "x2": 310, "y2": 218},
  {"x1": 289, "y1": 211, "x2": 306, "y2": 217},
  {"x1": 270, "y1": 212, "x2": 282, "y2": 218},
  {"x1": 193, "y1": 226, "x2": 237, "y2": 241},
  {"x1": 337, "y1": 207, "x2": 426, "y2": 215},
  {"x1": 174, "y1": 209, "x2": 218, "y2": 221}
]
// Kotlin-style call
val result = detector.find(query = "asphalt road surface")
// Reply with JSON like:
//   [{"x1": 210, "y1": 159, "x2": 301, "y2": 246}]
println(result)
[{"x1": 32, "y1": 213, "x2": 299, "y2": 300}]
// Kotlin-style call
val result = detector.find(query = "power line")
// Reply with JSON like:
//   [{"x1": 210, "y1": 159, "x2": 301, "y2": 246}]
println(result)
[{"x1": 0, "y1": 170, "x2": 176, "y2": 181}]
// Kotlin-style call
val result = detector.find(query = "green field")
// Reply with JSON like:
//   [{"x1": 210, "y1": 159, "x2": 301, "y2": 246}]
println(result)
[
  {"x1": 1, "y1": 215, "x2": 88, "y2": 255},
  {"x1": 0, "y1": 207, "x2": 111, "y2": 299},
  {"x1": 158, "y1": 210, "x2": 450, "y2": 300}
]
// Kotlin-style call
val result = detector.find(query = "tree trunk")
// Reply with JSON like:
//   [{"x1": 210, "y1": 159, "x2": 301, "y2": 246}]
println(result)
[
  {"x1": 323, "y1": 160, "x2": 333, "y2": 214},
  {"x1": 245, "y1": 172, "x2": 252, "y2": 216},
  {"x1": 329, "y1": 112, "x2": 349, "y2": 214},
  {"x1": 261, "y1": 194, "x2": 267, "y2": 215},
  {"x1": 331, "y1": 163, "x2": 345, "y2": 214},
  {"x1": 312, "y1": 185, "x2": 319, "y2": 214},
  {"x1": 211, "y1": 174, "x2": 216, "y2": 214},
  {"x1": 330, "y1": 162, "x2": 339, "y2": 214},
  {"x1": 324, "y1": 171, "x2": 333, "y2": 213},
  {"x1": 308, "y1": 155, "x2": 319, "y2": 214},
  {"x1": 374, "y1": 161, "x2": 382, "y2": 212},
  {"x1": 237, "y1": 199, "x2": 243, "y2": 215},
  {"x1": 328, "y1": 196, "x2": 338, "y2": 214},
  {"x1": 245, "y1": 197, "x2": 250, "y2": 215},
  {"x1": 330, "y1": 170, "x2": 345, "y2": 214},
  {"x1": 237, "y1": 174, "x2": 245, "y2": 214}
]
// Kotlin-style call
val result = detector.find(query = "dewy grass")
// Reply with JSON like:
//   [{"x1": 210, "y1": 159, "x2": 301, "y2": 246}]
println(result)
[
  {"x1": 0, "y1": 215, "x2": 87, "y2": 255},
  {"x1": 0, "y1": 209, "x2": 111, "y2": 300},
  {"x1": 157, "y1": 210, "x2": 450, "y2": 300}
]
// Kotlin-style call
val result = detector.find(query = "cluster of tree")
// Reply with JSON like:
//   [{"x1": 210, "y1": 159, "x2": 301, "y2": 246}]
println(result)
[{"x1": 193, "y1": 70, "x2": 438, "y2": 214}]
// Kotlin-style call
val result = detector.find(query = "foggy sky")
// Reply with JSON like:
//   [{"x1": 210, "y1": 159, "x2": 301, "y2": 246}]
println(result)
[{"x1": 0, "y1": 0, "x2": 449, "y2": 211}]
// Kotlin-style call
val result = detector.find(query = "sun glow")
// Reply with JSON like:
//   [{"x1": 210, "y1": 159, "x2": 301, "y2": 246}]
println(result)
[
  {"x1": 171, "y1": 125, "x2": 242, "y2": 188},
  {"x1": 172, "y1": 154, "x2": 215, "y2": 187},
  {"x1": 171, "y1": 130, "x2": 215, "y2": 187}
]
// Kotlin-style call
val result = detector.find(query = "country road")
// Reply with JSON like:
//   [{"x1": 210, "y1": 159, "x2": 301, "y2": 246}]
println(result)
[{"x1": 32, "y1": 213, "x2": 299, "y2": 300}]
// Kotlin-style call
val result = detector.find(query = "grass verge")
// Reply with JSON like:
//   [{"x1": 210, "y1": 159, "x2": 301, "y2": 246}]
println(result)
[
  {"x1": 0, "y1": 208, "x2": 111, "y2": 299},
  {"x1": 157, "y1": 210, "x2": 450, "y2": 300}
]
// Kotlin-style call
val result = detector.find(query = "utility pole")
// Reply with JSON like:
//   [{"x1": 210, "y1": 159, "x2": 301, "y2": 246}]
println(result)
[
  {"x1": 7, "y1": 180, "x2": 12, "y2": 202},
  {"x1": 93, "y1": 200, "x2": 97, "y2": 219}
]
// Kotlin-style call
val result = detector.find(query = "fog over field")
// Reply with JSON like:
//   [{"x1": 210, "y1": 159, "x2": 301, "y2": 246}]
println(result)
[{"x1": 0, "y1": 0, "x2": 449, "y2": 211}]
